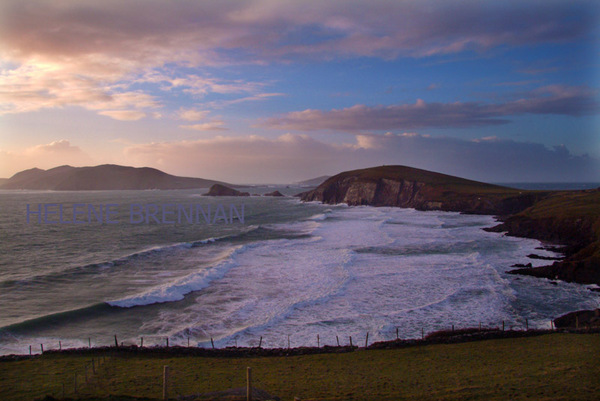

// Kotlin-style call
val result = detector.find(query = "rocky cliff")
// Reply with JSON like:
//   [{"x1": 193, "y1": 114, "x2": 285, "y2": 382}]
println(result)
[
  {"x1": 298, "y1": 165, "x2": 545, "y2": 215},
  {"x1": 487, "y1": 189, "x2": 600, "y2": 284},
  {"x1": 298, "y1": 165, "x2": 600, "y2": 285}
]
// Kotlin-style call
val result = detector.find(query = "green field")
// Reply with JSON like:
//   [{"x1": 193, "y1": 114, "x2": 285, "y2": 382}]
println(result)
[{"x1": 1, "y1": 333, "x2": 598, "y2": 401}]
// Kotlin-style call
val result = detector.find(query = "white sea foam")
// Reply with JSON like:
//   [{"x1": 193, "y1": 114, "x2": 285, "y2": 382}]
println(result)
[
  {"x1": 108, "y1": 245, "x2": 248, "y2": 307},
  {"x1": 157, "y1": 207, "x2": 599, "y2": 347},
  {"x1": 2, "y1": 202, "x2": 599, "y2": 355}
]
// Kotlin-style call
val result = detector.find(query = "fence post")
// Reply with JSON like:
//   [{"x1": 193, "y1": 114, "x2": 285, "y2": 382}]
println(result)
[
  {"x1": 317, "y1": 334, "x2": 320, "y2": 348},
  {"x1": 141, "y1": 337, "x2": 144, "y2": 348},
  {"x1": 162, "y1": 365, "x2": 169, "y2": 400},
  {"x1": 114, "y1": 335, "x2": 119, "y2": 348},
  {"x1": 166, "y1": 337, "x2": 169, "y2": 348},
  {"x1": 258, "y1": 336, "x2": 263, "y2": 348},
  {"x1": 29, "y1": 345, "x2": 32, "y2": 355},
  {"x1": 89, "y1": 337, "x2": 91, "y2": 348},
  {"x1": 288, "y1": 334, "x2": 291, "y2": 349},
  {"x1": 336, "y1": 335, "x2": 340, "y2": 347},
  {"x1": 349, "y1": 336, "x2": 353, "y2": 347},
  {"x1": 396, "y1": 327, "x2": 399, "y2": 340},
  {"x1": 526, "y1": 319, "x2": 528, "y2": 331},
  {"x1": 40, "y1": 344, "x2": 44, "y2": 354},
  {"x1": 502, "y1": 321, "x2": 505, "y2": 331},
  {"x1": 211, "y1": 338, "x2": 215, "y2": 349},
  {"x1": 246, "y1": 367, "x2": 252, "y2": 401},
  {"x1": 365, "y1": 332, "x2": 369, "y2": 348}
]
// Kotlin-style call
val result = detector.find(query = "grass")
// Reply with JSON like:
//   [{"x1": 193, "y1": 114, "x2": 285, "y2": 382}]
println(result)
[
  {"x1": 518, "y1": 190, "x2": 600, "y2": 221},
  {"x1": 1, "y1": 333, "x2": 599, "y2": 401}
]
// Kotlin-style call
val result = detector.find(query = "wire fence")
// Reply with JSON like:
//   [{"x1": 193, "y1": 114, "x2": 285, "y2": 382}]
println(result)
[{"x1": 8, "y1": 319, "x2": 599, "y2": 400}]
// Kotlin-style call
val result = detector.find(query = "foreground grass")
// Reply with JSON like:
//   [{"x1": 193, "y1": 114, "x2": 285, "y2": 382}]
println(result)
[{"x1": 1, "y1": 333, "x2": 599, "y2": 401}]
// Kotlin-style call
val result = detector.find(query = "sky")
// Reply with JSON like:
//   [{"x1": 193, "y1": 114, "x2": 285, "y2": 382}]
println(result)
[{"x1": 0, "y1": 0, "x2": 599, "y2": 184}]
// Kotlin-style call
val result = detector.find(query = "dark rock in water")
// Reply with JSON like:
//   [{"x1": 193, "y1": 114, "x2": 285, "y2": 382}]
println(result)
[
  {"x1": 264, "y1": 190, "x2": 284, "y2": 197},
  {"x1": 205, "y1": 184, "x2": 250, "y2": 197},
  {"x1": 527, "y1": 254, "x2": 563, "y2": 261},
  {"x1": 512, "y1": 263, "x2": 533, "y2": 268},
  {"x1": 554, "y1": 309, "x2": 600, "y2": 328}
]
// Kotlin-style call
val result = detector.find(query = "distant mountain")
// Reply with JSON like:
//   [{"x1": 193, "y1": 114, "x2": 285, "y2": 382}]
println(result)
[
  {"x1": 0, "y1": 165, "x2": 231, "y2": 190},
  {"x1": 0, "y1": 178, "x2": 8, "y2": 186},
  {"x1": 295, "y1": 175, "x2": 331, "y2": 187}
]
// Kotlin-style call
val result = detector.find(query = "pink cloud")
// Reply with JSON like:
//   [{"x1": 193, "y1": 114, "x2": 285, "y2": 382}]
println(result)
[{"x1": 261, "y1": 86, "x2": 599, "y2": 132}]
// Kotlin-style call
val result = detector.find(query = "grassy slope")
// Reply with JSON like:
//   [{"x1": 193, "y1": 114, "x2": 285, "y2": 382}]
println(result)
[
  {"x1": 503, "y1": 189, "x2": 600, "y2": 283},
  {"x1": 1, "y1": 334, "x2": 599, "y2": 401},
  {"x1": 325, "y1": 165, "x2": 516, "y2": 193}
]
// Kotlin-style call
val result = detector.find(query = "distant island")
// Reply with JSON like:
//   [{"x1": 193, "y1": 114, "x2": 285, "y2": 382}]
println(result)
[
  {"x1": 298, "y1": 165, "x2": 600, "y2": 286},
  {"x1": 0, "y1": 165, "x2": 232, "y2": 190},
  {"x1": 204, "y1": 184, "x2": 250, "y2": 197}
]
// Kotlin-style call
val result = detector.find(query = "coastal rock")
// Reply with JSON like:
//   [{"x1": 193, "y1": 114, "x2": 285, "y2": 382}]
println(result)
[
  {"x1": 205, "y1": 184, "x2": 250, "y2": 197},
  {"x1": 298, "y1": 165, "x2": 544, "y2": 215},
  {"x1": 264, "y1": 190, "x2": 284, "y2": 197},
  {"x1": 299, "y1": 165, "x2": 600, "y2": 286},
  {"x1": 489, "y1": 190, "x2": 600, "y2": 285}
]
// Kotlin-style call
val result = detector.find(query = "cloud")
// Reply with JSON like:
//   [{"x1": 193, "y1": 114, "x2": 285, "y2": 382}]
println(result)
[
  {"x1": 122, "y1": 133, "x2": 600, "y2": 183},
  {"x1": 0, "y1": 62, "x2": 161, "y2": 119},
  {"x1": 0, "y1": 140, "x2": 93, "y2": 177},
  {"x1": 179, "y1": 121, "x2": 228, "y2": 131},
  {"x1": 177, "y1": 108, "x2": 210, "y2": 121},
  {"x1": 0, "y1": 1, "x2": 595, "y2": 116},
  {"x1": 98, "y1": 110, "x2": 146, "y2": 121},
  {"x1": 261, "y1": 85, "x2": 599, "y2": 131}
]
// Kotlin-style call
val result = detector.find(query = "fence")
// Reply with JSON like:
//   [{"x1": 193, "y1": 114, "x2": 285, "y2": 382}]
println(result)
[{"x1": 10, "y1": 320, "x2": 596, "y2": 400}]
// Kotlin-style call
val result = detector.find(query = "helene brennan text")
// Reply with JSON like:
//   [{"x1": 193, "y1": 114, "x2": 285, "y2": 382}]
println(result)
[{"x1": 26, "y1": 203, "x2": 245, "y2": 224}]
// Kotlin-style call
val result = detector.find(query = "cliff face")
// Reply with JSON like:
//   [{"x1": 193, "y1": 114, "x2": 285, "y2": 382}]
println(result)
[
  {"x1": 299, "y1": 165, "x2": 600, "y2": 285},
  {"x1": 488, "y1": 191, "x2": 600, "y2": 284},
  {"x1": 298, "y1": 166, "x2": 543, "y2": 215}
]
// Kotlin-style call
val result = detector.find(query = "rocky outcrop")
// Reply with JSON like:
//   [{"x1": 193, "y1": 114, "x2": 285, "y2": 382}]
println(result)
[
  {"x1": 205, "y1": 184, "x2": 250, "y2": 197},
  {"x1": 299, "y1": 165, "x2": 600, "y2": 286},
  {"x1": 487, "y1": 189, "x2": 600, "y2": 285},
  {"x1": 264, "y1": 190, "x2": 284, "y2": 197},
  {"x1": 298, "y1": 165, "x2": 544, "y2": 215}
]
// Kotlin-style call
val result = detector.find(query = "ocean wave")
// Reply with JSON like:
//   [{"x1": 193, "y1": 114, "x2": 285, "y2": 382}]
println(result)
[
  {"x1": 0, "y1": 226, "x2": 261, "y2": 290},
  {"x1": 108, "y1": 244, "x2": 249, "y2": 308},
  {"x1": 0, "y1": 302, "x2": 114, "y2": 335}
]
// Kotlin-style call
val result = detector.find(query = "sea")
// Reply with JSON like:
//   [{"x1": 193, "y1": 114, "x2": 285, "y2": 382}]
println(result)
[{"x1": 0, "y1": 185, "x2": 599, "y2": 355}]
